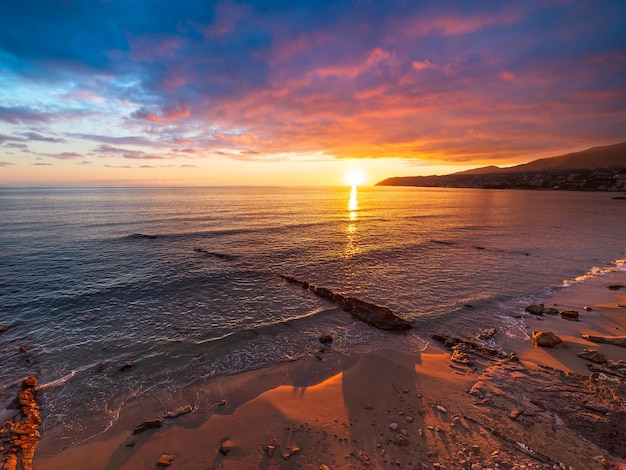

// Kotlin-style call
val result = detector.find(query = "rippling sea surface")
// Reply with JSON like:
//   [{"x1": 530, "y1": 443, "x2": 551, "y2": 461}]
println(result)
[{"x1": 1, "y1": 185, "x2": 625, "y2": 449}]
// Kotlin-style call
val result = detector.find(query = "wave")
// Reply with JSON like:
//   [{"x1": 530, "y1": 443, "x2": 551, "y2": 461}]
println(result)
[{"x1": 561, "y1": 257, "x2": 626, "y2": 287}]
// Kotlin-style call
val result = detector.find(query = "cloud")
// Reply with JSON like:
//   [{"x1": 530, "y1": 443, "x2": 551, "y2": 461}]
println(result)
[
  {"x1": 0, "y1": 133, "x2": 26, "y2": 144},
  {"x1": 22, "y1": 131, "x2": 66, "y2": 143},
  {"x1": 44, "y1": 152, "x2": 83, "y2": 160},
  {"x1": 95, "y1": 144, "x2": 166, "y2": 159},
  {"x1": 0, "y1": 161, "x2": 16, "y2": 167},
  {"x1": 32, "y1": 162, "x2": 52, "y2": 166},
  {"x1": 0, "y1": 106, "x2": 52, "y2": 124},
  {"x1": 69, "y1": 134, "x2": 155, "y2": 146}
]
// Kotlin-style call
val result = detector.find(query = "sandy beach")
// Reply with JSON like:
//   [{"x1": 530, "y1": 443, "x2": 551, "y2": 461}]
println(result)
[{"x1": 7, "y1": 270, "x2": 625, "y2": 469}]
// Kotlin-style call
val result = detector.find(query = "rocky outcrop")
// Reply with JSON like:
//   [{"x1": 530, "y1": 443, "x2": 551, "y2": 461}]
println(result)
[
  {"x1": 280, "y1": 275, "x2": 411, "y2": 331},
  {"x1": 531, "y1": 331, "x2": 562, "y2": 347},
  {"x1": 133, "y1": 418, "x2": 163, "y2": 434},
  {"x1": 525, "y1": 304, "x2": 544, "y2": 315},
  {"x1": 0, "y1": 376, "x2": 41, "y2": 470},
  {"x1": 606, "y1": 284, "x2": 624, "y2": 290},
  {"x1": 560, "y1": 309, "x2": 579, "y2": 320},
  {"x1": 582, "y1": 334, "x2": 626, "y2": 348}
]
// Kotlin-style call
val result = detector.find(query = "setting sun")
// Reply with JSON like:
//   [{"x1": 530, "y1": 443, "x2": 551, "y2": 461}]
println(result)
[{"x1": 344, "y1": 169, "x2": 367, "y2": 187}]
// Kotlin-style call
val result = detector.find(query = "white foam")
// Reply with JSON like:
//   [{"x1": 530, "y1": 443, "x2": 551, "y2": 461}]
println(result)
[{"x1": 561, "y1": 258, "x2": 626, "y2": 287}]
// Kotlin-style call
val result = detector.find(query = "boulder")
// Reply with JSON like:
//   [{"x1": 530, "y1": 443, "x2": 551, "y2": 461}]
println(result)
[
  {"x1": 606, "y1": 284, "x2": 624, "y2": 290},
  {"x1": 583, "y1": 306, "x2": 593, "y2": 312},
  {"x1": 22, "y1": 376, "x2": 38, "y2": 389},
  {"x1": 543, "y1": 307, "x2": 559, "y2": 315},
  {"x1": 532, "y1": 331, "x2": 562, "y2": 348},
  {"x1": 560, "y1": 310, "x2": 579, "y2": 320},
  {"x1": 525, "y1": 304, "x2": 544, "y2": 315},
  {"x1": 318, "y1": 334, "x2": 333, "y2": 344}
]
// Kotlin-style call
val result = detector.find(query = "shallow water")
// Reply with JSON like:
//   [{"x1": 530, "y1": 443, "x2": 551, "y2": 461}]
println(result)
[{"x1": 1, "y1": 185, "x2": 625, "y2": 448}]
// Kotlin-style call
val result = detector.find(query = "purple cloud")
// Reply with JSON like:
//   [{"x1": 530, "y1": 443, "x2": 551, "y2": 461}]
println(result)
[{"x1": 22, "y1": 131, "x2": 66, "y2": 143}]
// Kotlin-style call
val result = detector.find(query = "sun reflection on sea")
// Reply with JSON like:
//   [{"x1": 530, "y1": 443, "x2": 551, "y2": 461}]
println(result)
[{"x1": 344, "y1": 185, "x2": 361, "y2": 258}]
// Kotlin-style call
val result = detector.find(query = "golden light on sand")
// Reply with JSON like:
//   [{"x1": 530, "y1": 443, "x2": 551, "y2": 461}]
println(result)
[{"x1": 343, "y1": 169, "x2": 366, "y2": 187}]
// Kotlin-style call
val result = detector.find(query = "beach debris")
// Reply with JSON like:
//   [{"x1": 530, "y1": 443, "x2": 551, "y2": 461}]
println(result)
[
  {"x1": 164, "y1": 404, "x2": 193, "y2": 419},
  {"x1": 264, "y1": 444, "x2": 277, "y2": 457},
  {"x1": 281, "y1": 446, "x2": 300, "y2": 460},
  {"x1": 583, "y1": 305, "x2": 593, "y2": 311},
  {"x1": 318, "y1": 334, "x2": 333, "y2": 344},
  {"x1": 119, "y1": 362, "x2": 133, "y2": 372},
  {"x1": 531, "y1": 331, "x2": 562, "y2": 347},
  {"x1": 476, "y1": 328, "x2": 496, "y2": 341},
  {"x1": 280, "y1": 275, "x2": 411, "y2": 331},
  {"x1": 560, "y1": 309, "x2": 579, "y2": 320},
  {"x1": 606, "y1": 284, "x2": 624, "y2": 290},
  {"x1": 133, "y1": 418, "x2": 163, "y2": 434},
  {"x1": 577, "y1": 349, "x2": 607, "y2": 364},
  {"x1": 543, "y1": 307, "x2": 559, "y2": 315},
  {"x1": 581, "y1": 334, "x2": 626, "y2": 348},
  {"x1": 156, "y1": 454, "x2": 175, "y2": 467},
  {"x1": 525, "y1": 304, "x2": 544, "y2": 315}
]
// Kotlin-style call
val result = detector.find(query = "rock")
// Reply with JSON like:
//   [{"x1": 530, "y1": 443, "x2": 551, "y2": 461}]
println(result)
[
  {"x1": 532, "y1": 331, "x2": 562, "y2": 347},
  {"x1": 128, "y1": 233, "x2": 157, "y2": 239},
  {"x1": 164, "y1": 405, "x2": 192, "y2": 419},
  {"x1": 0, "y1": 326, "x2": 9, "y2": 333},
  {"x1": 607, "y1": 284, "x2": 624, "y2": 290},
  {"x1": 362, "y1": 403, "x2": 373, "y2": 410},
  {"x1": 584, "y1": 306, "x2": 593, "y2": 311},
  {"x1": 450, "y1": 348, "x2": 473, "y2": 365},
  {"x1": 22, "y1": 376, "x2": 38, "y2": 389},
  {"x1": 96, "y1": 363, "x2": 105, "y2": 372},
  {"x1": 406, "y1": 416, "x2": 414, "y2": 423},
  {"x1": 133, "y1": 418, "x2": 163, "y2": 434},
  {"x1": 19, "y1": 345, "x2": 27, "y2": 353},
  {"x1": 394, "y1": 434, "x2": 410, "y2": 446},
  {"x1": 476, "y1": 328, "x2": 496, "y2": 340},
  {"x1": 319, "y1": 334, "x2": 333, "y2": 344},
  {"x1": 560, "y1": 309, "x2": 579, "y2": 320},
  {"x1": 525, "y1": 304, "x2": 544, "y2": 315},
  {"x1": 156, "y1": 454, "x2": 175, "y2": 467},
  {"x1": 435, "y1": 405, "x2": 448, "y2": 414},
  {"x1": 282, "y1": 447, "x2": 300, "y2": 460},
  {"x1": 389, "y1": 422, "x2": 399, "y2": 431},
  {"x1": 508, "y1": 409, "x2": 523, "y2": 420},
  {"x1": 582, "y1": 334, "x2": 626, "y2": 348},
  {"x1": 280, "y1": 275, "x2": 411, "y2": 331},
  {"x1": 265, "y1": 445, "x2": 276, "y2": 457},
  {"x1": 577, "y1": 349, "x2": 607, "y2": 363},
  {"x1": 543, "y1": 307, "x2": 559, "y2": 315},
  {"x1": 120, "y1": 362, "x2": 133, "y2": 372},
  {"x1": 218, "y1": 443, "x2": 230, "y2": 456}
]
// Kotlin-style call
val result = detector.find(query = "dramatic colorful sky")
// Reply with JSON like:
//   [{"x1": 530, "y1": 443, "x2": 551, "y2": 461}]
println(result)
[{"x1": 1, "y1": 1, "x2": 625, "y2": 185}]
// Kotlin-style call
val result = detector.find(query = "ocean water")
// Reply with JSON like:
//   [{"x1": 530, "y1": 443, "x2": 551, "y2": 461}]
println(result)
[{"x1": 1, "y1": 185, "x2": 625, "y2": 450}]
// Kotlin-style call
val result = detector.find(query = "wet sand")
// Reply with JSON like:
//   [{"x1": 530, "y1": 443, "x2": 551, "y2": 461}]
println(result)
[{"x1": 23, "y1": 270, "x2": 626, "y2": 469}]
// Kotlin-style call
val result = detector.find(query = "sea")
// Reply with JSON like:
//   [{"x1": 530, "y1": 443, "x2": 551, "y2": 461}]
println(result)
[{"x1": 1, "y1": 185, "x2": 625, "y2": 452}]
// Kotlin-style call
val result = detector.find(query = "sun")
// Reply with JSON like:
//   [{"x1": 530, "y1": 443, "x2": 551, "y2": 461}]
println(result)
[{"x1": 343, "y1": 169, "x2": 366, "y2": 187}]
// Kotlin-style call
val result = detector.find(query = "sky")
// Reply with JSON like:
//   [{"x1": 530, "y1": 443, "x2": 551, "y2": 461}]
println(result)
[{"x1": 1, "y1": 1, "x2": 625, "y2": 186}]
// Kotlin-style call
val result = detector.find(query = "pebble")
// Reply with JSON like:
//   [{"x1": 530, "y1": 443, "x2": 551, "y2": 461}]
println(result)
[
  {"x1": 389, "y1": 422, "x2": 399, "y2": 432},
  {"x1": 406, "y1": 416, "x2": 414, "y2": 423}
]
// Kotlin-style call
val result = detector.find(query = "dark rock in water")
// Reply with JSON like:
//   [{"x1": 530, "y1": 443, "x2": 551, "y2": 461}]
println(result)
[
  {"x1": 19, "y1": 345, "x2": 27, "y2": 353},
  {"x1": 319, "y1": 334, "x2": 333, "y2": 344},
  {"x1": 532, "y1": 331, "x2": 562, "y2": 347},
  {"x1": 96, "y1": 362, "x2": 105, "y2": 372},
  {"x1": 120, "y1": 362, "x2": 133, "y2": 372},
  {"x1": 525, "y1": 304, "x2": 544, "y2": 315},
  {"x1": 0, "y1": 326, "x2": 9, "y2": 333},
  {"x1": 577, "y1": 349, "x2": 607, "y2": 364},
  {"x1": 431, "y1": 334, "x2": 507, "y2": 358},
  {"x1": 543, "y1": 307, "x2": 559, "y2": 315},
  {"x1": 607, "y1": 284, "x2": 624, "y2": 290},
  {"x1": 583, "y1": 305, "x2": 593, "y2": 311},
  {"x1": 560, "y1": 310, "x2": 579, "y2": 320},
  {"x1": 133, "y1": 418, "x2": 163, "y2": 434},
  {"x1": 280, "y1": 275, "x2": 411, "y2": 331},
  {"x1": 128, "y1": 233, "x2": 157, "y2": 239}
]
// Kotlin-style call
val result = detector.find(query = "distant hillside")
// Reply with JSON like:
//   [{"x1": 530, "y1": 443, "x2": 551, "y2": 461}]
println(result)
[{"x1": 377, "y1": 142, "x2": 626, "y2": 191}]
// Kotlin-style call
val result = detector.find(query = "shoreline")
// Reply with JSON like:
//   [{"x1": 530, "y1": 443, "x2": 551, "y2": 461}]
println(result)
[{"x1": 21, "y1": 270, "x2": 626, "y2": 469}]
